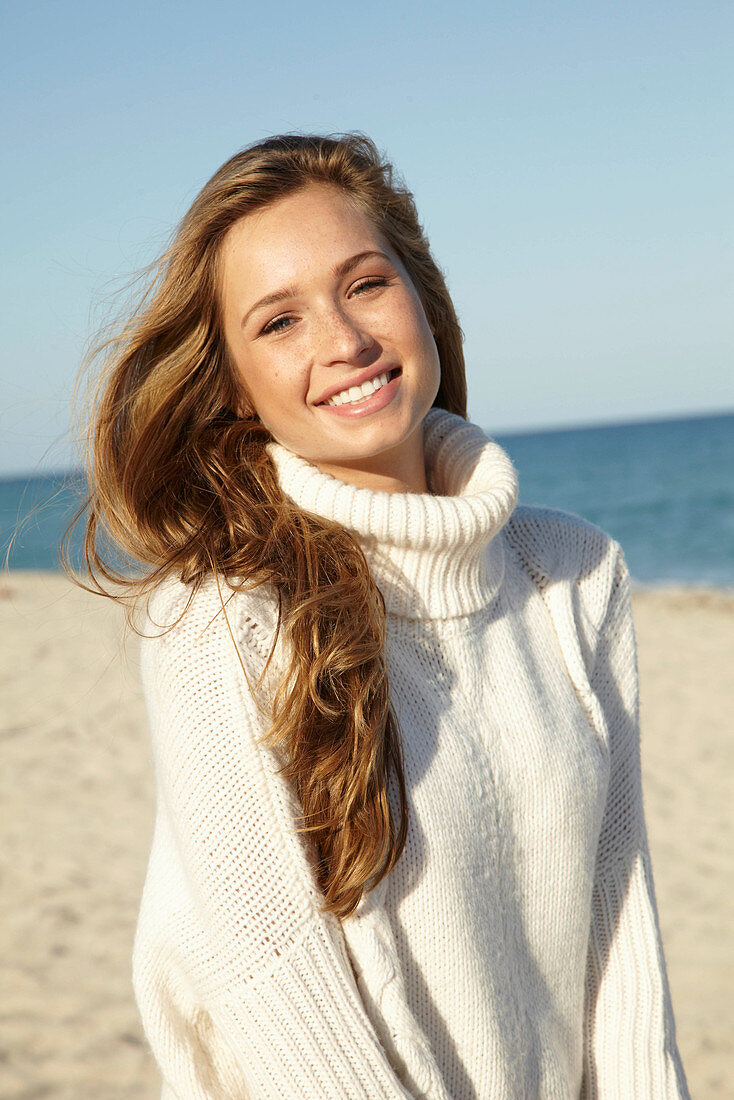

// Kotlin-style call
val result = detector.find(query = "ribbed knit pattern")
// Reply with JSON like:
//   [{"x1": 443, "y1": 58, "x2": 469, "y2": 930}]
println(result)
[
  {"x1": 133, "y1": 409, "x2": 689, "y2": 1099},
  {"x1": 266, "y1": 409, "x2": 519, "y2": 619}
]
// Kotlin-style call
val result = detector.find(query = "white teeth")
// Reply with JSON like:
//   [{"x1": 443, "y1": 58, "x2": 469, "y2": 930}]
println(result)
[{"x1": 325, "y1": 371, "x2": 392, "y2": 407}]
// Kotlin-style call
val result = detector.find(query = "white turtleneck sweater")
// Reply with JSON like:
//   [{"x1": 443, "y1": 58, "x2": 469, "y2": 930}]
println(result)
[{"x1": 133, "y1": 408, "x2": 689, "y2": 1099}]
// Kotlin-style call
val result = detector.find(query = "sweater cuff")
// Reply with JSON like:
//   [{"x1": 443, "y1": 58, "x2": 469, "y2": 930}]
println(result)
[{"x1": 215, "y1": 918, "x2": 422, "y2": 1098}]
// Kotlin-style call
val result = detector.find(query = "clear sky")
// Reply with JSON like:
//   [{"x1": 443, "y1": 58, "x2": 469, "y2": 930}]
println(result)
[{"x1": 2, "y1": 0, "x2": 732, "y2": 475}]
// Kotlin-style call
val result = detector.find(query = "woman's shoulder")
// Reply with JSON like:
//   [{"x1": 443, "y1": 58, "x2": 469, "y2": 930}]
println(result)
[
  {"x1": 503, "y1": 503, "x2": 622, "y2": 589},
  {"x1": 503, "y1": 505, "x2": 634, "y2": 678},
  {"x1": 139, "y1": 572, "x2": 281, "y2": 664}
]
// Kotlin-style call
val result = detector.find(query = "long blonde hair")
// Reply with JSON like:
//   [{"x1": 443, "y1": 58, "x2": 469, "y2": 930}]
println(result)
[{"x1": 70, "y1": 132, "x2": 467, "y2": 919}]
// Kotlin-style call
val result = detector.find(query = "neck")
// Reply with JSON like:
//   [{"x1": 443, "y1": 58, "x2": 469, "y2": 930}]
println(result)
[{"x1": 311, "y1": 422, "x2": 430, "y2": 494}]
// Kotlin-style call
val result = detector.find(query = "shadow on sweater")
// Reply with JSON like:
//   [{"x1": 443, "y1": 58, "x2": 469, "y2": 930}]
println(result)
[{"x1": 376, "y1": 521, "x2": 635, "y2": 1096}]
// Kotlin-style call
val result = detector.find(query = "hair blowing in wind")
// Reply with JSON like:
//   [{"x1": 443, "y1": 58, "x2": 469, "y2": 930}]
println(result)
[{"x1": 67, "y1": 132, "x2": 468, "y2": 920}]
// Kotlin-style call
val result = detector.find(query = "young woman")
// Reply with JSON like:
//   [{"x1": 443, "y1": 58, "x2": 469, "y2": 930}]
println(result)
[{"x1": 77, "y1": 133, "x2": 689, "y2": 1098}]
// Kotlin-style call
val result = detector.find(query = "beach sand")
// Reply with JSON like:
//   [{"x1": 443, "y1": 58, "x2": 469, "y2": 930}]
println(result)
[{"x1": 1, "y1": 572, "x2": 732, "y2": 1099}]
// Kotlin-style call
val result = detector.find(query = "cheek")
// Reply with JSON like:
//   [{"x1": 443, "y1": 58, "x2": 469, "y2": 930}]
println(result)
[
  {"x1": 382, "y1": 293, "x2": 427, "y2": 343},
  {"x1": 404, "y1": 301, "x2": 440, "y2": 366},
  {"x1": 228, "y1": 346, "x2": 270, "y2": 418},
  {"x1": 402, "y1": 290, "x2": 436, "y2": 344},
  {"x1": 235, "y1": 349, "x2": 308, "y2": 415}
]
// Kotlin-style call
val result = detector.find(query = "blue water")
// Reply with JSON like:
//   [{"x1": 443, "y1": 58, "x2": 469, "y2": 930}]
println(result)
[
  {"x1": 0, "y1": 470, "x2": 89, "y2": 574},
  {"x1": 2, "y1": 411, "x2": 733, "y2": 587},
  {"x1": 495, "y1": 411, "x2": 734, "y2": 587}
]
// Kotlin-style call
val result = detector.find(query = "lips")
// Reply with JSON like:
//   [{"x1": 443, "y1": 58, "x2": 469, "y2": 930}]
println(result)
[{"x1": 314, "y1": 365, "x2": 401, "y2": 406}]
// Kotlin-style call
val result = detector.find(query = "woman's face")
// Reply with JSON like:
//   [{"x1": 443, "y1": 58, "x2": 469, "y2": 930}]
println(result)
[{"x1": 219, "y1": 182, "x2": 441, "y2": 490}]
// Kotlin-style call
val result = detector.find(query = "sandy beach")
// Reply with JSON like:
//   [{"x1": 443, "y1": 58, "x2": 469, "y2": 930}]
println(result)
[{"x1": 1, "y1": 571, "x2": 732, "y2": 1099}]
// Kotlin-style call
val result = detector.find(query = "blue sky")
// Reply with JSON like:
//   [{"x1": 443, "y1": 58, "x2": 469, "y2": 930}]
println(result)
[{"x1": 2, "y1": 0, "x2": 732, "y2": 475}]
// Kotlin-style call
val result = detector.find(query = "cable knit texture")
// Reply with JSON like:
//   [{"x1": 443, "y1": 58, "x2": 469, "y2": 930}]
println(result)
[{"x1": 133, "y1": 408, "x2": 690, "y2": 1099}]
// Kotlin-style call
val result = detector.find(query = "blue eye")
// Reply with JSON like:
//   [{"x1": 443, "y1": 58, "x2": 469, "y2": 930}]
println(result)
[
  {"x1": 261, "y1": 315, "x2": 294, "y2": 336},
  {"x1": 353, "y1": 277, "x2": 388, "y2": 294}
]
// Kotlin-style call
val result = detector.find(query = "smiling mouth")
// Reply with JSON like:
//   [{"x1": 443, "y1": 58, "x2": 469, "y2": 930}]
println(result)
[{"x1": 317, "y1": 367, "x2": 401, "y2": 407}]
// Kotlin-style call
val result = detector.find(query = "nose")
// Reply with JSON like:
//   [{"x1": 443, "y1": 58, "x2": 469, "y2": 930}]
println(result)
[{"x1": 315, "y1": 303, "x2": 374, "y2": 365}]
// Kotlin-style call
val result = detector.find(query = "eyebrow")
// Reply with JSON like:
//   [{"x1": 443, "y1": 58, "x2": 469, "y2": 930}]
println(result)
[{"x1": 241, "y1": 250, "x2": 392, "y2": 329}]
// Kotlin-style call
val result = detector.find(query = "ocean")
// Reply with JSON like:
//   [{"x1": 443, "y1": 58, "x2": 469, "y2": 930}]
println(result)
[{"x1": 1, "y1": 411, "x2": 732, "y2": 588}]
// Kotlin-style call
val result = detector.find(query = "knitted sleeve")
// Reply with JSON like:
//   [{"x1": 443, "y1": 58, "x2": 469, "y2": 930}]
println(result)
[
  {"x1": 132, "y1": 577, "x2": 446, "y2": 1100},
  {"x1": 580, "y1": 543, "x2": 690, "y2": 1098}
]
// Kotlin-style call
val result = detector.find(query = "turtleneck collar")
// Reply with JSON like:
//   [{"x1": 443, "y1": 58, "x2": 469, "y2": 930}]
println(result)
[{"x1": 265, "y1": 408, "x2": 519, "y2": 620}]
